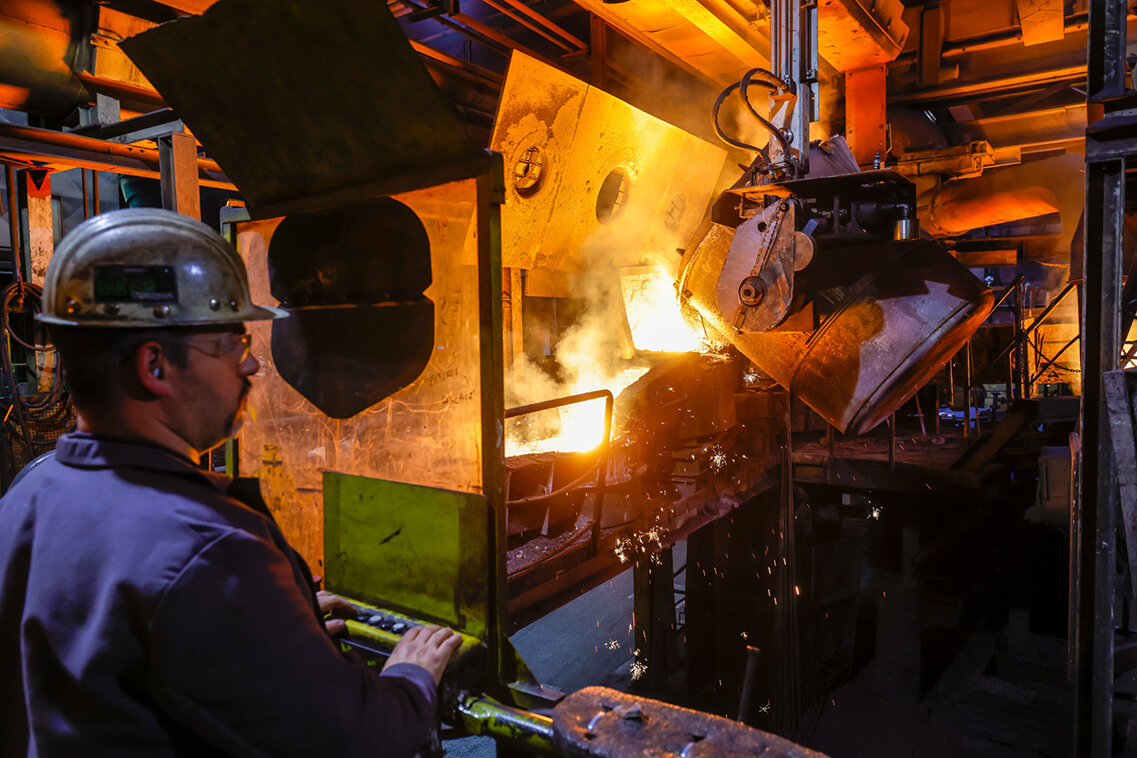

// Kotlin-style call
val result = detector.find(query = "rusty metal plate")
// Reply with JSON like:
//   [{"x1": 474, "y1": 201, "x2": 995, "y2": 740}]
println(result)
[
  {"x1": 491, "y1": 52, "x2": 727, "y2": 271},
  {"x1": 818, "y1": 0, "x2": 909, "y2": 71},
  {"x1": 552, "y1": 686, "x2": 829, "y2": 758},
  {"x1": 120, "y1": 0, "x2": 476, "y2": 216},
  {"x1": 681, "y1": 230, "x2": 993, "y2": 434}
]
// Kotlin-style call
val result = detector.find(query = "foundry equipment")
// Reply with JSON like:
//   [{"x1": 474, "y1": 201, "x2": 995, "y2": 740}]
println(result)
[
  {"x1": 116, "y1": 1, "x2": 831, "y2": 755},
  {"x1": 671, "y1": 40, "x2": 995, "y2": 434},
  {"x1": 678, "y1": 160, "x2": 995, "y2": 434}
]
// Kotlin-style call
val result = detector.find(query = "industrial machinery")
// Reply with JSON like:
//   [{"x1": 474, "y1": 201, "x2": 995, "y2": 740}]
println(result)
[
  {"x1": 112, "y1": 0, "x2": 834, "y2": 754},
  {"x1": 0, "y1": 0, "x2": 1118, "y2": 752},
  {"x1": 679, "y1": 151, "x2": 994, "y2": 434}
]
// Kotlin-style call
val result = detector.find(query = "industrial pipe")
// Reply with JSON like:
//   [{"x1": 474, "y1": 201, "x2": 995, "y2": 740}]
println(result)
[
  {"x1": 0, "y1": 122, "x2": 234, "y2": 190},
  {"x1": 922, "y1": 153, "x2": 1084, "y2": 251},
  {"x1": 888, "y1": 11, "x2": 1136, "y2": 63}
]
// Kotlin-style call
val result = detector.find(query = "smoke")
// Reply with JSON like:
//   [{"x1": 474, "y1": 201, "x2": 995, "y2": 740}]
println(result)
[
  {"x1": 505, "y1": 207, "x2": 675, "y2": 454},
  {"x1": 503, "y1": 60, "x2": 735, "y2": 454},
  {"x1": 603, "y1": 43, "x2": 750, "y2": 196}
]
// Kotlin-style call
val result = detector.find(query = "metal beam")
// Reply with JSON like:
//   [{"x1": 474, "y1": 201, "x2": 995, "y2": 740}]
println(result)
[
  {"x1": 1074, "y1": 0, "x2": 1131, "y2": 751},
  {"x1": 158, "y1": 130, "x2": 202, "y2": 219},
  {"x1": 889, "y1": 64, "x2": 1087, "y2": 106},
  {"x1": 0, "y1": 122, "x2": 234, "y2": 190},
  {"x1": 1075, "y1": 151, "x2": 1123, "y2": 758},
  {"x1": 16, "y1": 169, "x2": 51, "y2": 286}
]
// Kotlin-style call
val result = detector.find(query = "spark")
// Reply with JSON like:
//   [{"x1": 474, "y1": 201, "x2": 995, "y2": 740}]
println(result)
[
  {"x1": 759, "y1": 701, "x2": 771, "y2": 713},
  {"x1": 740, "y1": 631, "x2": 748, "y2": 640},
  {"x1": 870, "y1": 506, "x2": 882, "y2": 520},
  {"x1": 606, "y1": 640, "x2": 621, "y2": 650},
  {"x1": 630, "y1": 661, "x2": 648, "y2": 681}
]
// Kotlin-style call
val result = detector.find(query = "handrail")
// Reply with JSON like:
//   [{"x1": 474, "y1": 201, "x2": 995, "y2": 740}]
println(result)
[
  {"x1": 970, "y1": 280, "x2": 1078, "y2": 390},
  {"x1": 505, "y1": 389, "x2": 614, "y2": 556}
]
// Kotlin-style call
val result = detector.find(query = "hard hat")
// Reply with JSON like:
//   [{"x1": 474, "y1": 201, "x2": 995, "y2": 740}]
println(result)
[{"x1": 39, "y1": 208, "x2": 287, "y2": 327}]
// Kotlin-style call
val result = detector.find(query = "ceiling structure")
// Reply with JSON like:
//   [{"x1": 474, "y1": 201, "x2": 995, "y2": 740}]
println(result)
[{"x1": 0, "y1": 0, "x2": 1115, "y2": 277}]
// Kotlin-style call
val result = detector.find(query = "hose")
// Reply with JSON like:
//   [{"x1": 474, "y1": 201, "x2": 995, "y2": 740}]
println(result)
[{"x1": 711, "y1": 68, "x2": 796, "y2": 179}]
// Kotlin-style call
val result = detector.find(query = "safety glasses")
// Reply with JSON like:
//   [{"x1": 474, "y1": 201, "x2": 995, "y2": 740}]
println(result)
[{"x1": 182, "y1": 332, "x2": 253, "y2": 365}]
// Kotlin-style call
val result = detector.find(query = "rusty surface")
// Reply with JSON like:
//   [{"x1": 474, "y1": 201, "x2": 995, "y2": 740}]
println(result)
[
  {"x1": 924, "y1": 154, "x2": 1085, "y2": 250},
  {"x1": 716, "y1": 201, "x2": 800, "y2": 332},
  {"x1": 490, "y1": 52, "x2": 727, "y2": 272},
  {"x1": 817, "y1": 0, "x2": 909, "y2": 71},
  {"x1": 553, "y1": 686, "x2": 829, "y2": 757},
  {"x1": 235, "y1": 179, "x2": 487, "y2": 573},
  {"x1": 682, "y1": 229, "x2": 994, "y2": 434}
]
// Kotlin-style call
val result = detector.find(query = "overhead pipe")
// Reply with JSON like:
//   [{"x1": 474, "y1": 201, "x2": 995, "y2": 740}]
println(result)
[
  {"x1": 0, "y1": 122, "x2": 235, "y2": 190},
  {"x1": 921, "y1": 153, "x2": 1085, "y2": 252},
  {"x1": 889, "y1": 11, "x2": 1137, "y2": 63}
]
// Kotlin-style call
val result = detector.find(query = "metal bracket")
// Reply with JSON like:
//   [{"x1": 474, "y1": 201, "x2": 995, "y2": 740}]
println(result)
[{"x1": 408, "y1": 0, "x2": 460, "y2": 22}]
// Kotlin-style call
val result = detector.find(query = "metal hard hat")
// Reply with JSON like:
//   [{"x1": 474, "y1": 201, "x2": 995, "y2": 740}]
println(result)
[{"x1": 39, "y1": 208, "x2": 287, "y2": 328}]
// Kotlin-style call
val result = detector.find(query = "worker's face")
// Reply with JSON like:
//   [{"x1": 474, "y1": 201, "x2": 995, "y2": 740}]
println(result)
[{"x1": 167, "y1": 327, "x2": 259, "y2": 454}]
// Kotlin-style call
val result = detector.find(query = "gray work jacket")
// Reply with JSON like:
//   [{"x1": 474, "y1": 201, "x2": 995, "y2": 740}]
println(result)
[{"x1": 0, "y1": 432, "x2": 435, "y2": 758}]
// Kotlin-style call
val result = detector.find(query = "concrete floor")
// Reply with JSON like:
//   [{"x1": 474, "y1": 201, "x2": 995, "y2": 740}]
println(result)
[
  {"x1": 444, "y1": 571, "x2": 1076, "y2": 758},
  {"x1": 510, "y1": 569, "x2": 637, "y2": 695}
]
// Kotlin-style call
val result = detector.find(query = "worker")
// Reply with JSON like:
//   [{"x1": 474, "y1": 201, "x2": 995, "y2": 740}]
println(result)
[{"x1": 0, "y1": 208, "x2": 461, "y2": 757}]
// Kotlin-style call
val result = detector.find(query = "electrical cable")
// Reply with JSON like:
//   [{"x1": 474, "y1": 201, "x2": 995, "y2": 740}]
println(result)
[
  {"x1": 0, "y1": 281, "x2": 71, "y2": 468},
  {"x1": 712, "y1": 81, "x2": 770, "y2": 155},
  {"x1": 711, "y1": 69, "x2": 798, "y2": 180},
  {"x1": 740, "y1": 70, "x2": 795, "y2": 166}
]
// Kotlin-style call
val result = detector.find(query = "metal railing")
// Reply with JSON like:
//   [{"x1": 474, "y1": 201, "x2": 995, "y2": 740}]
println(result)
[{"x1": 505, "y1": 389, "x2": 614, "y2": 556}]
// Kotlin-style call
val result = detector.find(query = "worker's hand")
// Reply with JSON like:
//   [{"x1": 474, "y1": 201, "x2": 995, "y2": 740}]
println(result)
[
  {"x1": 316, "y1": 590, "x2": 357, "y2": 636},
  {"x1": 382, "y1": 624, "x2": 462, "y2": 685}
]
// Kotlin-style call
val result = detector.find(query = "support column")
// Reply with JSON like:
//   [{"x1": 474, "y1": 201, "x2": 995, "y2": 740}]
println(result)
[
  {"x1": 1075, "y1": 0, "x2": 1131, "y2": 752},
  {"x1": 633, "y1": 547, "x2": 676, "y2": 691},
  {"x1": 844, "y1": 66, "x2": 886, "y2": 169},
  {"x1": 590, "y1": 14, "x2": 607, "y2": 90},
  {"x1": 158, "y1": 130, "x2": 201, "y2": 220},
  {"x1": 1075, "y1": 155, "x2": 1124, "y2": 757},
  {"x1": 17, "y1": 169, "x2": 53, "y2": 287}
]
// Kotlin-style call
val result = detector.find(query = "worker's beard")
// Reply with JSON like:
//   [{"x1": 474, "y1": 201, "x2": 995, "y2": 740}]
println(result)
[{"x1": 222, "y1": 380, "x2": 253, "y2": 440}]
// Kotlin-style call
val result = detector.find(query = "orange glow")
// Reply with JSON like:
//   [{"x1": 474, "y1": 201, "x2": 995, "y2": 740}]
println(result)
[
  {"x1": 621, "y1": 266, "x2": 707, "y2": 352},
  {"x1": 505, "y1": 267, "x2": 711, "y2": 456},
  {"x1": 505, "y1": 366, "x2": 648, "y2": 456}
]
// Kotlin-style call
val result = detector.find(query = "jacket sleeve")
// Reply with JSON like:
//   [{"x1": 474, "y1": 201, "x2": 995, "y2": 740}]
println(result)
[{"x1": 147, "y1": 530, "x2": 437, "y2": 758}]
